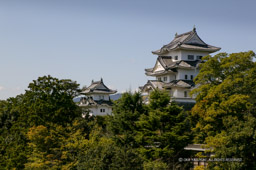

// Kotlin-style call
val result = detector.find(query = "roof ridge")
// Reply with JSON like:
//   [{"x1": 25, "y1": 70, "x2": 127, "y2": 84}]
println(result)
[
  {"x1": 152, "y1": 29, "x2": 220, "y2": 55},
  {"x1": 175, "y1": 30, "x2": 193, "y2": 38},
  {"x1": 92, "y1": 81, "x2": 101, "y2": 84}
]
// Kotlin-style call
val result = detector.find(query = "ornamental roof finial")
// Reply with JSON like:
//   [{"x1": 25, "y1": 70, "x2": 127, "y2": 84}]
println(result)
[
  {"x1": 193, "y1": 25, "x2": 196, "y2": 31},
  {"x1": 92, "y1": 79, "x2": 94, "y2": 83},
  {"x1": 100, "y1": 77, "x2": 103, "y2": 83},
  {"x1": 175, "y1": 32, "x2": 178, "y2": 37}
]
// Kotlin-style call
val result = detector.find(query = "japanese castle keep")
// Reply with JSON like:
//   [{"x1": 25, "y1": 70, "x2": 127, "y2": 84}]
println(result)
[
  {"x1": 141, "y1": 27, "x2": 221, "y2": 107},
  {"x1": 79, "y1": 78, "x2": 117, "y2": 116}
]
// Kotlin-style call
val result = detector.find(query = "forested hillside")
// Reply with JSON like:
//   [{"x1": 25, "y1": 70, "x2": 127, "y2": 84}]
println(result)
[{"x1": 1, "y1": 51, "x2": 255, "y2": 169}]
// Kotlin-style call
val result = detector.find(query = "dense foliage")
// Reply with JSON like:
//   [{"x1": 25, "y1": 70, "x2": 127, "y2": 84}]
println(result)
[
  {"x1": 0, "y1": 76, "x2": 191, "y2": 169},
  {"x1": 191, "y1": 51, "x2": 256, "y2": 169},
  {"x1": 1, "y1": 51, "x2": 255, "y2": 169}
]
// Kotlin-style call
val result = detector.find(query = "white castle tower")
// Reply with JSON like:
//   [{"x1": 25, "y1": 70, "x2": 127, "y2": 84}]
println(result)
[
  {"x1": 79, "y1": 78, "x2": 117, "y2": 116},
  {"x1": 141, "y1": 27, "x2": 220, "y2": 107}
]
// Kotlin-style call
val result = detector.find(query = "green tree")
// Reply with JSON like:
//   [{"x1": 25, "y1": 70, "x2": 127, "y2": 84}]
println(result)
[
  {"x1": 22, "y1": 75, "x2": 82, "y2": 126},
  {"x1": 0, "y1": 95, "x2": 29, "y2": 169},
  {"x1": 77, "y1": 124, "x2": 142, "y2": 170},
  {"x1": 191, "y1": 51, "x2": 256, "y2": 141},
  {"x1": 0, "y1": 75, "x2": 85, "y2": 169},
  {"x1": 191, "y1": 51, "x2": 256, "y2": 169},
  {"x1": 105, "y1": 92, "x2": 146, "y2": 169},
  {"x1": 136, "y1": 90, "x2": 191, "y2": 169},
  {"x1": 108, "y1": 92, "x2": 146, "y2": 146},
  {"x1": 206, "y1": 114, "x2": 256, "y2": 169},
  {"x1": 25, "y1": 118, "x2": 92, "y2": 169}
]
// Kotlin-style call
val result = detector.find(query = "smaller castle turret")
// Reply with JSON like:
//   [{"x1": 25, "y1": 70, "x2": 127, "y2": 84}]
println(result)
[{"x1": 79, "y1": 78, "x2": 117, "y2": 116}]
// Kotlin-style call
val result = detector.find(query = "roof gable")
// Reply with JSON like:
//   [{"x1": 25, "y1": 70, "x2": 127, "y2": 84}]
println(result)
[
  {"x1": 163, "y1": 80, "x2": 195, "y2": 88},
  {"x1": 81, "y1": 78, "x2": 117, "y2": 94},
  {"x1": 184, "y1": 32, "x2": 207, "y2": 46},
  {"x1": 158, "y1": 56, "x2": 176, "y2": 68},
  {"x1": 92, "y1": 83, "x2": 108, "y2": 91},
  {"x1": 141, "y1": 80, "x2": 164, "y2": 92},
  {"x1": 145, "y1": 58, "x2": 202, "y2": 76},
  {"x1": 152, "y1": 60, "x2": 165, "y2": 72}
]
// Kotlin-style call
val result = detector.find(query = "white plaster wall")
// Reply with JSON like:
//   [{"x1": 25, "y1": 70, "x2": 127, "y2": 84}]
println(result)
[
  {"x1": 177, "y1": 69, "x2": 198, "y2": 80},
  {"x1": 170, "y1": 90, "x2": 174, "y2": 97},
  {"x1": 156, "y1": 73, "x2": 176, "y2": 83},
  {"x1": 156, "y1": 76, "x2": 161, "y2": 81},
  {"x1": 159, "y1": 50, "x2": 182, "y2": 61},
  {"x1": 172, "y1": 88, "x2": 192, "y2": 98},
  {"x1": 177, "y1": 88, "x2": 188, "y2": 98},
  {"x1": 90, "y1": 106, "x2": 112, "y2": 116},
  {"x1": 168, "y1": 74, "x2": 176, "y2": 82},
  {"x1": 180, "y1": 50, "x2": 209, "y2": 60},
  {"x1": 173, "y1": 89, "x2": 178, "y2": 97},
  {"x1": 156, "y1": 76, "x2": 165, "y2": 82}
]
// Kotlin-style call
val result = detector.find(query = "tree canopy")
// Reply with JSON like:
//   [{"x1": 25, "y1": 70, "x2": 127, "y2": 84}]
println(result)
[
  {"x1": 2, "y1": 51, "x2": 256, "y2": 170},
  {"x1": 0, "y1": 75, "x2": 85, "y2": 169},
  {"x1": 191, "y1": 51, "x2": 256, "y2": 169}
]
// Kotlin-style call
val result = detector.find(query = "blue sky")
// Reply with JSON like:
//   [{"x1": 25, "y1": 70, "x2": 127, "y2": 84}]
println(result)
[{"x1": 1, "y1": 0, "x2": 256, "y2": 99}]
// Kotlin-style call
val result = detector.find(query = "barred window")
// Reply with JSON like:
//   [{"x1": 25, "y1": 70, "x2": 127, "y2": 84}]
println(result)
[
  {"x1": 184, "y1": 91, "x2": 187, "y2": 97},
  {"x1": 188, "y1": 55, "x2": 194, "y2": 60},
  {"x1": 197, "y1": 55, "x2": 203, "y2": 60}
]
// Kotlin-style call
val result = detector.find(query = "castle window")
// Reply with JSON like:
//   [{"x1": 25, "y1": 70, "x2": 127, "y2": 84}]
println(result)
[
  {"x1": 175, "y1": 56, "x2": 178, "y2": 60},
  {"x1": 160, "y1": 56, "x2": 172, "y2": 59},
  {"x1": 188, "y1": 55, "x2": 194, "y2": 60},
  {"x1": 185, "y1": 75, "x2": 188, "y2": 80},
  {"x1": 100, "y1": 109, "x2": 105, "y2": 112},
  {"x1": 158, "y1": 77, "x2": 161, "y2": 81},
  {"x1": 163, "y1": 76, "x2": 167, "y2": 81},
  {"x1": 99, "y1": 95, "x2": 104, "y2": 100},
  {"x1": 191, "y1": 75, "x2": 194, "y2": 80},
  {"x1": 184, "y1": 91, "x2": 187, "y2": 97},
  {"x1": 197, "y1": 55, "x2": 203, "y2": 60}
]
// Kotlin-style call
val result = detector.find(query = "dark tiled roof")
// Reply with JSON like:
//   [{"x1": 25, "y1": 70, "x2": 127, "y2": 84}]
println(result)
[
  {"x1": 176, "y1": 60, "x2": 202, "y2": 68},
  {"x1": 183, "y1": 80, "x2": 195, "y2": 86},
  {"x1": 163, "y1": 80, "x2": 195, "y2": 88},
  {"x1": 81, "y1": 78, "x2": 117, "y2": 94},
  {"x1": 94, "y1": 100, "x2": 113, "y2": 106},
  {"x1": 145, "y1": 57, "x2": 202, "y2": 76},
  {"x1": 145, "y1": 68, "x2": 153, "y2": 72},
  {"x1": 148, "y1": 80, "x2": 165, "y2": 90},
  {"x1": 158, "y1": 56, "x2": 176, "y2": 68},
  {"x1": 152, "y1": 28, "x2": 221, "y2": 55},
  {"x1": 159, "y1": 56, "x2": 202, "y2": 69},
  {"x1": 145, "y1": 69, "x2": 175, "y2": 76},
  {"x1": 141, "y1": 80, "x2": 165, "y2": 92},
  {"x1": 80, "y1": 97, "x2": 113, "y2": 106}
]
